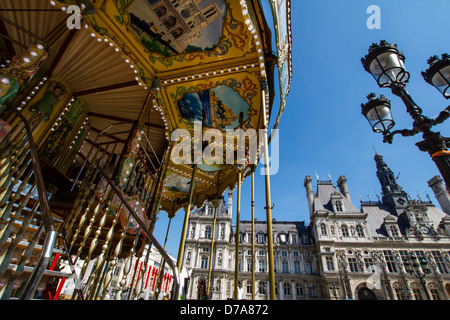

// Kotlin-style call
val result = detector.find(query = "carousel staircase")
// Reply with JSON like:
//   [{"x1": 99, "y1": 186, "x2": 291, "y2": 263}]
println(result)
[{"x1": 0, "y1": 110, "x2": 73, "y2": 299}]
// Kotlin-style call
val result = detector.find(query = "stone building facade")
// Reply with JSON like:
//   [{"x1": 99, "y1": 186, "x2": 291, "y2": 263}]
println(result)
[
  {"x1": 183, "y1": 153, "x2": 450, "y2": 300},
  {"x1": 183, "y1": 192, "x2": 322, "y2": 300},
  {"x1": 305, "y1": 153, "x2": 450, "y2": 300}
]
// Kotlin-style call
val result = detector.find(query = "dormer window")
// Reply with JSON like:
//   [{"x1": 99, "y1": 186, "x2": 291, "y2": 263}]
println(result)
[
  {"x1": 279, "y1": 233, "x2": 288, "y2": 244},
  {"x1": 257, "y1": 233, "x2": 265, "y2": 244},
  {"x1": 335, "y1": 200, "x2": 343, "y2": 212},
  {"x1": 389, "y1": 225, "x2": 399, "y2": 237}
]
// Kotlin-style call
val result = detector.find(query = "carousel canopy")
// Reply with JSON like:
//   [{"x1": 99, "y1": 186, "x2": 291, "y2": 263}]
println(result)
[{"x1": 0, "y1": 0, "x2": 292, "y2": 217}]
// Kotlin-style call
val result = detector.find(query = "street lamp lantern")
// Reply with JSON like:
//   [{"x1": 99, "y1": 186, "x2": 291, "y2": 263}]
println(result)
[
  {"x1": 361, "y1": 40, "x2": 410, "y2": 88},
  {"x1": 360, "y1": 40, "x2": 450, "y2": 191},
  {"x1": 361, "y1": 93, "x2": 395, "y2": 133},
  {"x1": 422, "y1": 54, "x2": 450, "y2": 99}
]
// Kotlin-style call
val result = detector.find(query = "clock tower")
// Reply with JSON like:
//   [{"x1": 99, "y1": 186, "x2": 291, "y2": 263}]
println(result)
[{"x1": 374, "y1": 153, "x2": 409, "y2": 213}]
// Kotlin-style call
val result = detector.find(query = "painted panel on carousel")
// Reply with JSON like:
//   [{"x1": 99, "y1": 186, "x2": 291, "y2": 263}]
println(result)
[
  {"x1": 164, "y1": 170, "x2": 209, "y2": 198},
  {"x1": 106, "y1": 0, "x2": 251, "y2": 70},
  {"x1": 128, "y1": 0, "x2": 226, "y2": 56},
  {"x1": 170, "y1": 75, "x2": 259, "y2": 131},
  {"x1": 177, "y1": 85, "x2": 248, "y2": 130}
]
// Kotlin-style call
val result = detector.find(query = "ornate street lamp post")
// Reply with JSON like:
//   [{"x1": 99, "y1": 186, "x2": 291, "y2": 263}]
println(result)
[
  {"x1": 361, "y1": 40, "x2": 450, "y2": 190},
  {"x1": 404, "y1": 252, "x2": 432, "y2": 300}
]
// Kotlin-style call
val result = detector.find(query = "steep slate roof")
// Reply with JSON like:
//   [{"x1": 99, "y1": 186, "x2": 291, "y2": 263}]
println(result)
[
  {"x1": 239, "y1": 220, "x2": 308, "y2": 234},
  {"x1": 312, "y1": 178, "x2": 449, "y2": 239},
  {"x1": 313, "y1": 181, "x2": 360, "y2": 213}
]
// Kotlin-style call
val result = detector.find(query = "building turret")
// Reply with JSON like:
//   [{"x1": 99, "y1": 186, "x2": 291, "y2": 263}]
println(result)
[{"x1": 428, "y1": 175, "x2": 450, "y2": 215}]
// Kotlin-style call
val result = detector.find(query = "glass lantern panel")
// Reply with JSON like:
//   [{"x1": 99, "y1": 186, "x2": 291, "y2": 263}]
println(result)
[
  {"x1": 365, "y1": 104, "x2": 391, "y2": 121},
  {"x1": 432, "y1": 65, "x2": 450, "y2": 97},
  {"x1": 369, "y1": 118, "x2": 393, "y2": 133},
  {"x1": 370, "y1": 52, "x2": 407, "y2": 86}
]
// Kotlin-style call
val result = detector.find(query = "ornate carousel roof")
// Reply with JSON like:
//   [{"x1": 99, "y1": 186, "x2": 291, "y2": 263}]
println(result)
[{"x1": 0, "y1": 0, "x2": 292, "y2": 217}]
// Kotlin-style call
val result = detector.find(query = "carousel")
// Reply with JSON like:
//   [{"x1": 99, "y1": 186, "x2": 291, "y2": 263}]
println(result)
[{"x1": 0, "y1": 0, "x2": 291, "y2": 300}]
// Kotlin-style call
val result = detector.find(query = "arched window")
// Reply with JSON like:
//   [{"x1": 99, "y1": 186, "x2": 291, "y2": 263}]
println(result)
[
  {"x1": 283, "y1": 282, "x2": 291, "y2": 296},
  {"x1": 410, "y1": 283, "x2": 424, "y2": 300},
  {"x1": 341, "y1": 225, "x2": 349, "y2": 237},
  {"x1": 259, "y1": 281, "x2": 267, "y2": 294},
  {"x1": 320, "y1": 223, "x2": 327, "y2": 236},
  {"x1": 356, "y1": 225, "x2": 365, "y2": 237},
  {"x1": 163, "y1": 16, "x2": 177, "y2": 29},
  {"x1": 154, "y1": 6, "x2": 167, "y2": 18},
  {"x1": 357, "y1": 287, "x2": 377, "y2": 300},
  {"x1": 205, "y1": 226, "x2": 212, "y2": 239},
  {"x1": 296, "y1": 283, "x2": 303, "y2": 296},
  {"x1": 171, "y1": 27, "x2": 184, "y2": 39}
]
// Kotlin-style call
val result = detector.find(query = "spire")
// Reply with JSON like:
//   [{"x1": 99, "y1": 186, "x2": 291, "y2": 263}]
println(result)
[
  {"x1": 374, "y1": 153, "x2": 408, "y2": 210},
  {"x1": 375, "y1": 153, "x2": 403, "y2": 195}
]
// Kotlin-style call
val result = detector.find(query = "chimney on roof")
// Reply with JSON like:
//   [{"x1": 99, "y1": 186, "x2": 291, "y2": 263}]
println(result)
[
  {"x1": 304, "y1": 176, "x2": 314, "y2": 216},
  {"x1": 337, "y1": 175, "x2": 351, "y2": 202}
]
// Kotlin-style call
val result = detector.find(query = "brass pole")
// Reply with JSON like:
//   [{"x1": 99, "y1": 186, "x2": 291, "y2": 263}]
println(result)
[
  {"x1": 154, "y1": 217, "x2": 172, "y2": 300},
  {"x1": 233, "y1": 169, "x2": 242, "y2": 299},
  {"x1": 206, "y1": 204, "x2": 218, "y2": 297},
  {"x1": 251, "y1": 170, "x2": 255, "y2": 300},
  {"x1": 176, "y1": 164, "x2": 197, "y2": 272},
  {"x1": 261, "y1": 90, "x2": 276, "y2": 300}
]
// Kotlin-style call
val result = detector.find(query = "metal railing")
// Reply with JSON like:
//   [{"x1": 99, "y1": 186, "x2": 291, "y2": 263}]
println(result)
[
  {"x1": 0, "y1": 108, "x2": 58, "y2": 300},
  {"x1": 62, "y1": 122, "x2": 179, "y2": 300}
]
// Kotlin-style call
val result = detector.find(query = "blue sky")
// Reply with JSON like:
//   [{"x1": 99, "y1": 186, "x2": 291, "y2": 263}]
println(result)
[{"x1": 153, "y1": 0, "x2": 450, "y2": 258}]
